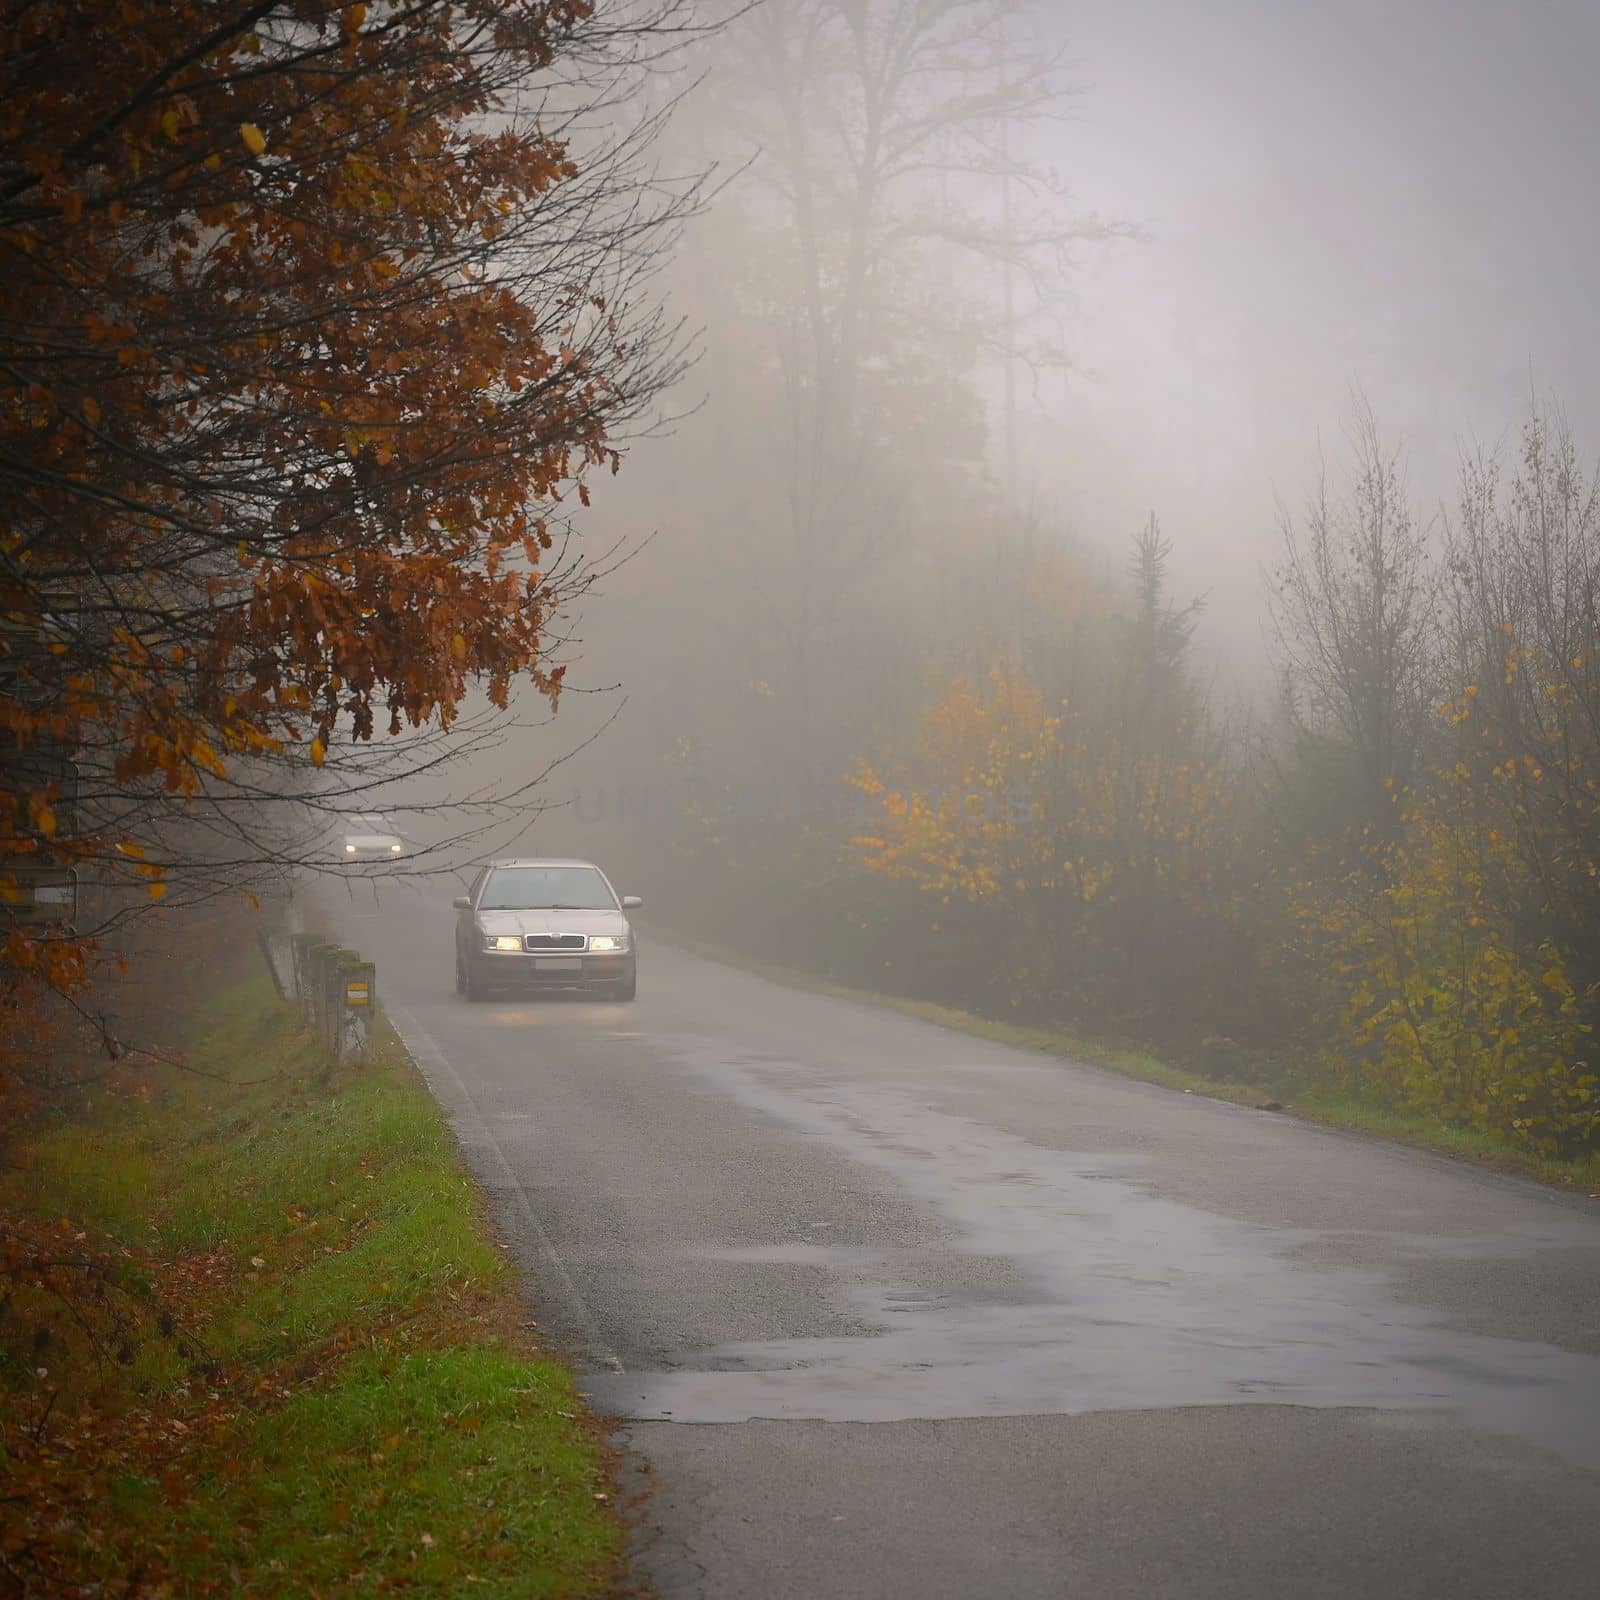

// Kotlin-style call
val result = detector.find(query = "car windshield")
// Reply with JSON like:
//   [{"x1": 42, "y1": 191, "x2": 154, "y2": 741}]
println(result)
[
  {"x1": 348, "y1": 815, "x2": 392, "y2": 833},
  {"x1": 479, "y1": 865, "x2": 615, "y2": 911}
]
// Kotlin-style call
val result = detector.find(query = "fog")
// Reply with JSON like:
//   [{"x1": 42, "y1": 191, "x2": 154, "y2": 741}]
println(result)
[
  {"x1": 1055, "y1": 0, "x2": 1600, "y2": 670},
  {"x1": 516, "y1": 0, "x2": 1600, "y2": 769},
  {"x1": 393, "y1": 0, "x2": 1600, "y2": 1113},
  {"x1": 11, "y1": 7, "x2": 1600, "y2": 1592}
]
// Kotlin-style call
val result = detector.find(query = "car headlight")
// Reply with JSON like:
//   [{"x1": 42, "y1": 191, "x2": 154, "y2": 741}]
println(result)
[
  {"x1": 389, "y1": 842, "x2": 402, "y2": 853},
  {"x1": 587, "y1": 934, "x2": 626, "y2": 952},
  {"x1": 486, "y1": 934, "x2": 522, "y2": 952},
  {"x1": 344, "y1": 843, "x2": 356, "y2": 853}
]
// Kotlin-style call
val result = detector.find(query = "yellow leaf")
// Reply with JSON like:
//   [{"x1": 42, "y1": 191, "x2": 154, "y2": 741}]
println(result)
[
  {"x1": 83, "y1": 395, "x2": 100, "y2": 425},
  {"x1": 240, "y1": 123, "x2": 267, "y2": 156},
  {"x1": 451, "y1": 632, "x2": 468, "y2": 662},
  {"x1": 36, "y1": 806, "x2": 57, "y2": 835},
  {"x1": 310, "y1": 737, "x2": 326, "y2": 767},
  {"x1": 148, "y1": 881, "x2": 168, "y2": 901},
  {"x1": 161, "y1": 107, "x2": 181, "y2": 142}
]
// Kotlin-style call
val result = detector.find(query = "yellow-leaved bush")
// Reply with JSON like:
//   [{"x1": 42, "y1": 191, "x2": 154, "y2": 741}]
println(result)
[
  {"x1": 1307, "y1": 798, "x2": 1598, "y2": 1156},
  {"x1": 848, "y1": 658, "x2": 1253, "y2": 1028}
]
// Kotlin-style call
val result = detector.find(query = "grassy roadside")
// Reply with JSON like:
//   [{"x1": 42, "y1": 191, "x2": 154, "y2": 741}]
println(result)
[
  {"x1": 651, "y1": 925, "x2": 1600, "y2": 1197},
  {"x1": 0, "y1": 973, "x2": 625, "y2": 1599}
]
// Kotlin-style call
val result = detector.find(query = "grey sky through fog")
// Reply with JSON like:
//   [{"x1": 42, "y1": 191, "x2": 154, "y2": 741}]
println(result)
[{"x1": 1016, "y1": 0, "x2": 1600, "y2": 671}]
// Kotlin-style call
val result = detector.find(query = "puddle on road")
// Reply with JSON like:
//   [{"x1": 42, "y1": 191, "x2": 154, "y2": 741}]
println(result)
[{"x1": 582, "y1": 1035, "x2": 1600, "y2": 1467}]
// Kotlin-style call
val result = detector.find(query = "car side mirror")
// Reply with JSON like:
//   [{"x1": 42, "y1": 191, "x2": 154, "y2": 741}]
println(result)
[
  {"x1": 451, "y1": 895, "x2": 471, "y2": 911},
  {"x1": 621, "y1": 895, "x2": 643, "y2": 910}
]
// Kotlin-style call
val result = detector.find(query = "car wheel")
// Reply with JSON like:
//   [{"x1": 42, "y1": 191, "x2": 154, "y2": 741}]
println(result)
[
  {"x1": 616, "y1": 971, "x2": 637, "y2": 1003},
  {"x1": 454, "y1": 946, "x2": 466, "y2": 996},
  {"x1": 461, "y1": 953, "x2": 489, "y2": 1002}
]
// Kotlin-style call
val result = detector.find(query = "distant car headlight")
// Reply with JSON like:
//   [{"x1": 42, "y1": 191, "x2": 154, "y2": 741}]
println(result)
[
  {"x1": 344, "y1": 843, "x2": 356, "y2": 853},
  {"x1": 587, "y1": 934, "x2": 626, "y2": 952},
  {"x1": 389, "y1": 842, "x2": 402, "y2": 853},
  {"x1": 486, "y1": 935, "x2": 522, "y2": 952}
]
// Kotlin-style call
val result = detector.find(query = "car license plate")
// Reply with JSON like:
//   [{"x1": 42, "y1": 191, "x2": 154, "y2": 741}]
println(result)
[{"x1": 532, "y1": 956, "x2": 581, "y2": 972}]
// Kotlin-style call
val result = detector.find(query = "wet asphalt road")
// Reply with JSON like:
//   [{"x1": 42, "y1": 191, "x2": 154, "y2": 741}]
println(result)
[{"x1": 341, "y1": 884, "x2": 1600, "y2": 1599}]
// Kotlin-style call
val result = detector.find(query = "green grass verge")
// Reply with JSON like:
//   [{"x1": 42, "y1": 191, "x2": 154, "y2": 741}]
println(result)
[
  {"x1": 653, "y1": 925, "x2": 1600, "y2": 1196},
  {"x1": 1, "y1": 972, "x2": 624, "y2": 1598}
]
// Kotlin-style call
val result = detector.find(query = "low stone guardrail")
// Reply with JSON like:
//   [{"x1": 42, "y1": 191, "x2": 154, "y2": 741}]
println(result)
[{"x1": 258, "y1": 925, "x2": 376, "y2": 1066}]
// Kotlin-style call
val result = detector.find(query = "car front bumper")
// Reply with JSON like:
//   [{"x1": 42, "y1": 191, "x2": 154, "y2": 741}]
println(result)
[{"x1": 469, "y1": 948, "x2": 634, "y2": 993}]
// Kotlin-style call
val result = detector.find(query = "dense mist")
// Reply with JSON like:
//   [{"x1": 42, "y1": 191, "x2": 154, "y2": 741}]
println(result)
[
  {"x1": 496, "y1": 0, "x2": 1600, "y2": 788},
  {"x1": 1059, "y1": 0, "x2": 1600, "y2": 664},
  {"x1": 434, "y1": 0, "x2": 1600, "y2": 1164},
  {"x1": 6, "y1": 7, "x2": 1600, "y2": 1592}
]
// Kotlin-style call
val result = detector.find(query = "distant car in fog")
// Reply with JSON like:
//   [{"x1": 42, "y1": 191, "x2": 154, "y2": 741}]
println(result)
[
  {"x1": 453, "y1": 858, "x2": 640, "y2": 1002},
  {"x1": 339, "y1": 814, "x2": 407, "y2": 862}
]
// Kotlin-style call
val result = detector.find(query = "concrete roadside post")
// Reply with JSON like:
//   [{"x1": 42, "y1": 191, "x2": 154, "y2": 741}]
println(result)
[
  {"x1": 307, "y1": 942, "x2": 342, "y2": 1042},
  {"x1": 292, "y1": 932, "x2": 327, "y2": 1021},
  {"x1": 257, "y1": 926, "x2": 295, "y2": 1001},
  {"x1": 321, "y1": 947, "x2": 361, "y2": 1056},
  {"x1": 335, "y1": 958, "x2": 375, "y2": 1063}
]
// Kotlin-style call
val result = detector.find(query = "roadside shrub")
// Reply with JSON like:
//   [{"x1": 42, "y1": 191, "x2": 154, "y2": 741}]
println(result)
[{"x1": 1309, "y1": 802, "x2": 1599, "y2": 1156}]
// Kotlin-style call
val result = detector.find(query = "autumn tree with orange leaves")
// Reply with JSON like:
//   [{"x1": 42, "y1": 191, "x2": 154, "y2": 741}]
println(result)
[{"x1": 1, "y1": 0, "x2": 703, "y2": 1063}]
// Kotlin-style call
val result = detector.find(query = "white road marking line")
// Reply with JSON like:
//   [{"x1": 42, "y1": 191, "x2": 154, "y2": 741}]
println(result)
[{"x1": 384, "y1": 998, "x2": 625, "y2": 1374}]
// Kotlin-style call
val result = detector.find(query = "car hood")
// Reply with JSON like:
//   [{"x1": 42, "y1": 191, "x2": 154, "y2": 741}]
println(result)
[
  {"x1": 346, "y1": 834, "x2": 401, "y2": 849},
  {"x1": 477, "y1": 907, "x2": 630, "y2": 938}
]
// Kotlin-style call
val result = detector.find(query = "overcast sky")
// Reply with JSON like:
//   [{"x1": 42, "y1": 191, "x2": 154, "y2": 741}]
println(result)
[{"x1": 1018, "y1": 0, "x2": 1600, "y2": 669}]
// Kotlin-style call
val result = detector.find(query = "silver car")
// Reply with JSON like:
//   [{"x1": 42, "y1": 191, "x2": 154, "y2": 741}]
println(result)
[{"x1": 453, "y1": 858, "x2": 640, "y2": 1002}]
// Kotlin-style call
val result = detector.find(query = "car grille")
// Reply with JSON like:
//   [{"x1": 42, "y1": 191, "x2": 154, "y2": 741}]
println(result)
[{"x1": 523, "y1": 933, "x2": 586, "y2": 951}]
